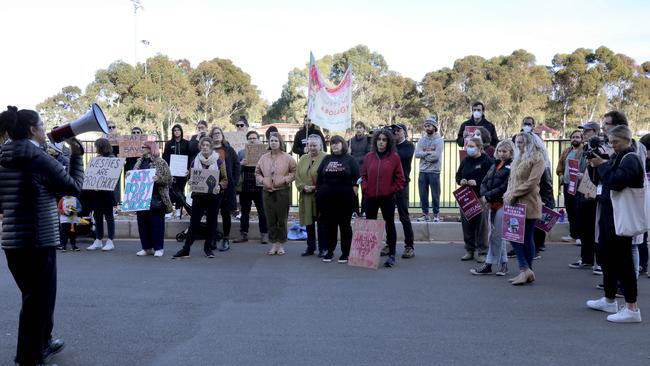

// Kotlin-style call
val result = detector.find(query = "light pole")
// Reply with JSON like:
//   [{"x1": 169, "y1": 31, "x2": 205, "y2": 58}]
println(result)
[
  {"x1": 141, "y1": 39, "x2": 150, "y2": 74},
  {"x1": 130, "y1": 0, "x2": 144, "y2": 65}
]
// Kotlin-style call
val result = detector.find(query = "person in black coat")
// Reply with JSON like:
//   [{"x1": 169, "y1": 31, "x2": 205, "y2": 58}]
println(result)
[
  {"x1": 0, "y1": 106, "x2": 84, "y2": 365},
  {"x1": 586, "y1": 125, "x2": 644, "y2": 323},
  {"x1": 291, "y1": 117, "x2": 327, "y2": 157},
  {"x1": 456, "y1": 101, "x2": 499, "y2": 148},
  {"x1": 162, "y1": 124, "x2": 191, "y2": 217},
  {"x1": 188, "y1": 120, "x2": 208, "y2": 165},
  {"x1": 210, "y1": 126, "x2": 241, "y2": 251},
  {"x1": 389, "y1": 123, "x2": 415, "y2": 258}
]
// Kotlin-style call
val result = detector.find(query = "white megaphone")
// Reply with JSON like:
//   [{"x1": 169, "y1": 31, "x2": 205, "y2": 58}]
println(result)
[{"x1": 48, "y1": 103, "x2": 109, "y2": 142}]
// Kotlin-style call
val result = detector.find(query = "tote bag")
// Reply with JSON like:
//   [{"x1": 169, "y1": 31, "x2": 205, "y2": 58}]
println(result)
[{"x1": 610, "y1": 153, "x2": 650, "y2": 237}]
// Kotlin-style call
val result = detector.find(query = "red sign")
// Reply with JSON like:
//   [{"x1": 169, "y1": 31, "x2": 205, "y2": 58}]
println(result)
[
  {"x1": 348, "y1": 219, "x2": 385, "y2": 269},
  {"x1": 453, "y1": 185, "x2": 483, "y2": 220},
  {"x1": 503, "y1": 203, "x2": 527, "y2": 243},
  {"x1": 535, "y1": 206, "x2": 560, "y2": 233},
  {"x1": 567, "y1": 159, "x2": 580, "y2": 195}
]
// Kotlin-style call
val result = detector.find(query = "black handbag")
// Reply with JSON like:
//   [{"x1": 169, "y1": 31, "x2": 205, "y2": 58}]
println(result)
[{"x1": 149, "y1": 196, "x2": 164, "y2": 211}]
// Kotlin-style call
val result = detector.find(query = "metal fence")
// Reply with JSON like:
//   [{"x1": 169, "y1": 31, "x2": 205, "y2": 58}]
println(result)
[{"x1": 81, "y1": 138, "x2": 571, "y2": 210}]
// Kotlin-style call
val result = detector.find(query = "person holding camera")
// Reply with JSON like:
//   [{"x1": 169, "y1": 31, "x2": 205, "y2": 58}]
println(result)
[
  {"x1": 0, "y1": 106, "x2": 85, "y2": 365},
  {"x1": 586, "y1": 125, "x2": 643, "y2": 323}
]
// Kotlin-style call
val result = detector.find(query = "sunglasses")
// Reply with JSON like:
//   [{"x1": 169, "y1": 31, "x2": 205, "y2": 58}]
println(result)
[
  {"x1": 108, "y1": 126, "x2": 116, "y2": 130},
  {"x1": 132, "y1": 131, "x2": 142, "y2": 134},
  {"x1": 236, "y1": 124, "x2": 245, "y2": 127}
]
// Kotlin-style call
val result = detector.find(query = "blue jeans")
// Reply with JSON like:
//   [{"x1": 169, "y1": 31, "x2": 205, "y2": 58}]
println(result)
[
  {"x1": 418, "y1": 172, "x2": 440, "y2": 215},
  {"x1": 486, "y1": 207, "x2": 507, "y2": 265},
  {"x1": 511, "y1": 219, "x2": 537, "y2": 270}
]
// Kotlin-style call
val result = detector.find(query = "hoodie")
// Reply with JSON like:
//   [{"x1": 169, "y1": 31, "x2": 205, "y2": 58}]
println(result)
[
  {"x1": 415, "y1": 132, "x2": 444, "y2": 173},
  {"x1": 162, "y1": 124, "x2": 191, "y2": 170}
]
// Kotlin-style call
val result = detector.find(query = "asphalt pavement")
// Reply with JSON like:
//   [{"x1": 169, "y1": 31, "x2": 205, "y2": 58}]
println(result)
[{"x1": 1, "y1": 239, "x2": 649, "y2": 366}]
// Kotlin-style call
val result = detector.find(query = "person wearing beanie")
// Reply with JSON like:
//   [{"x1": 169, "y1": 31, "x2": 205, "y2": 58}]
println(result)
[{"x1": 415, "y1": 116, "x2": 444, "y2": 222}]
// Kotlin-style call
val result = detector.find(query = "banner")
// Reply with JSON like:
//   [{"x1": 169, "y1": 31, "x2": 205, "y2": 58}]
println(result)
[
  {"x1": 503, "y1": 203, "x2": 527, "y2": 243},
  {"x1": 535, "y1": 206, "x2": 560, "y2": 233},
  {"x1": 307, "y1": 52, "x2": 352, "y2": 132},
  {"x1": 453, "y1": 185, "x2": 483, "y2": 220},
  {"x1": 245, "y1": 144, "x2": 269, "y2": 167},
  {"x1": 169, "y1": 154, "x2": 188, "y2": 177},
  {"x1": 567, "y1": 159, "x2": 579, "y2": 195},
  {"x1": 82, "y1": 157, "x2": 124, "y2": 191},
  {"x1": 189, "y1": 169, "x2": 220, "y2": 194},
  {"x1": 224, "y1": 132, "x2": 247, "y2": 153},
  {"x1": 122, "y1": 169, "x2": 156, "y2": 211},
  {"x1": 348, "y1": 219, "x2": 385, "y2": 269}
]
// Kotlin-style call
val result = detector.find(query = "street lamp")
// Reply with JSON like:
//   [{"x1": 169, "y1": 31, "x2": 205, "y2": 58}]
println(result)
[{"x1": 130, "y1": 0, "x2": 144, "y2": 65}]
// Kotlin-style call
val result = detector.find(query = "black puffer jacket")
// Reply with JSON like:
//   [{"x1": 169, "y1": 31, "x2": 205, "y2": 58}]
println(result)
[
  {"x1": 539, "y1": 167, "x2": 555, "y2": 209},
  {"x1": 480, "y1": 159, "x2": 512, "y2": 204},
  {"x1": 215, "y1": 143, "x2": 241, "y2": 211},
  {"x1": 0, "y1": 139, "x2": 84, "y2": 249}
]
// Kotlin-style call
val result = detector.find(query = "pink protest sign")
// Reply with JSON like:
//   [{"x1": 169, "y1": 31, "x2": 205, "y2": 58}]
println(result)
[
  {"x1": 535, "y1": 206, "x2": 560, "y2": 233},
  {"x1": 348, "y1": 219, "x2": 385, "y2": 269},
  {"x1": 503, "y1": 203, "x2": 527, "y2": 243},
  {"x1": 567, "y1": 159, "x2": 580, "y2": 195},
  {"x1": 453, "y1": 185, "x2": 483, "y2": 220}
]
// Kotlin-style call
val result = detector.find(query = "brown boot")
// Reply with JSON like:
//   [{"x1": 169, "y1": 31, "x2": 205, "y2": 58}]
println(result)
[{"x1": 510, "y1": 270, "x2": 528, "y2": 285}]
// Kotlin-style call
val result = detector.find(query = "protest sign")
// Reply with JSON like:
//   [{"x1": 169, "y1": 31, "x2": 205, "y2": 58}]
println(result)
[
  {"x1": 535, "y1": 206, "x2": 560, "y2": 233},
  {"x1": 225, "y1": 132, "x2": 247, "y2": 154},
  {"x1": 577, "y1": 169, "x2": 597, "y2": 199},
  {"x1": 567, "y1": 159, "x2": 580, "y2": 195},
  {"x1": 307, "y1": 52, "x2": 352, "y2": 132},
  {"x1": 463, "y1": 126, "x2": 479, "y2": 147},
  {"x1": 82, "y1": 157, "x2": 124, "y2": 191},
  {"x1": 107, "y1": 133, "x2": 120, "y2": 146},
  {"x1": 122, "y1": 169, "x2": 156, "y2": 212},
  {"x1": 189, "y1": 169, "x2": 220, "y2": 194},
  {"x1": 453, "y1": 185, "x2": 483, "y2": 220},
  {"x1": 169, "y1": 154, "x2": 189, "y2": 177},
  {"x1": 245, "y1": 144, "x2": 269, "y2": 167},
  {"x1": 502, "y1": 203, "x2": 527, "y2": 243},
  {"x1": 348, "y1": 219, "x2": 385, "y2": 269},
  {"x1": 118, "y1": 134, "x2": 148, "y2": 158}
]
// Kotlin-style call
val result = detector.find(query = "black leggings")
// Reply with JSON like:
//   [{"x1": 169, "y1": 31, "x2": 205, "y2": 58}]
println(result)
[
  {"x1": 602, "y1": 235, "x2": 637, "y2": 303},
  {"x1": 94, "y1": 205, "x2": 114, "y2": 240}
]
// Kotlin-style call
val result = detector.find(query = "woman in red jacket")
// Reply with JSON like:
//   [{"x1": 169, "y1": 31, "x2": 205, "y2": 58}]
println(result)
[{"x1": 361, "y1": 129, "x2": 406, "y2": 267}]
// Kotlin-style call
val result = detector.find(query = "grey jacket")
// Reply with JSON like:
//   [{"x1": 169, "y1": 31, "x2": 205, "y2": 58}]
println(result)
[{"x1": 415, "y1": 133, "x2": 444, "y2": 173}]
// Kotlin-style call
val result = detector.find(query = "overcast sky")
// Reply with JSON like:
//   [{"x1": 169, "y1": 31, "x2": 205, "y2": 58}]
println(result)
[{"x1": 2, "y1": 0, "x2": 649, "y2": 110}]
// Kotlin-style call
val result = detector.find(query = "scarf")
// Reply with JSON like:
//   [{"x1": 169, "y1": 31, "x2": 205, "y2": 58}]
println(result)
[{"x1": 194, "y1": 151, "x2": 220, "y2": 170}]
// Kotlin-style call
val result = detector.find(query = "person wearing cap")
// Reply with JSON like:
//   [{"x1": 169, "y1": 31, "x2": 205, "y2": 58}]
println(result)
[
  {"x1": 415, "y1": 116, "x2": 444, "y2": 222},
  {"x1": 379, "y1": 123, "x2": 415, "y2": 259},
  {"x1": 456, "y1": 101, "x2": 498, "y2": 148}
]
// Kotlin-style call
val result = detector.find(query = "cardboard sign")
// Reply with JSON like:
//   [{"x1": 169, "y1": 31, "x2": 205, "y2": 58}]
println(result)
[
  {"x1": 503, "y1": 203, "x2": 527, "y2": 243},
  {"x1": 577, "y1": 169, "x2": 597, "y2": 199},
  {"x1": 82, "y1": 157, "x2": 124, "y2": 191},
  {"x1": 453, "y1": 185, "x2": 483, "y2": 220},
  {"x1": 169, "y1": 154, "x2": 189, "y2": 177},
  {"x1": 122, "y1": 169, "x2": 156, "y2": 211},
  {"x1": 348, "y1": 219, "x2": 385, "y2": 269},
  {"x1": 463, "y1": 126, "x2": 479, "y2": 147},
  {"x1": 245, "y1": 144, "x2": 269, "y2": 167},
  {"x1": 118, "y1": 135, "x2": 148, "y2": 158},
  {"x1": 567, "y1": 159, "x2": 580, "y2": 195},
  {"x1": 225, "y1": 132, "x2": 247, "y2": 154},
  {"x1": 107, "y1": 133, "x2": 120, "y2": 146},
  {"x1": 189, "y1": 169, "x2": 220, "y2": 194},
  {"x1": 535, "y1": 206, "x2": 560, "y2": 233}
]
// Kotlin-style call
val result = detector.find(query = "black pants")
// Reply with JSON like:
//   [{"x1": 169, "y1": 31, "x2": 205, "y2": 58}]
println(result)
[
  {"x1": 185, "y1": 194, "x2": 220, "y2": 250},
  {"x1": 534, "y1": 228, "x2": 546, "y2": 253},
  {"x1": 306, "y1": 217, "x2": 327, "y2": 253},
  {"x1": 239, "y1": 190, "x2": 268, "y2": 234},
  {"x1": 602, "y1": 234, "x2": 637, "y2": 303},
  {"x1": 6, "y1": 247, "x2": 57, "y2": 365},
  {"x1": 640, "y1": 233, "x2": 648, "y2": 271},
  {"x1": 94, "y1": 205, "x2": 115, "y2": 240},
  {"x1": 395, "y1": 185, "x2": 414, "y2": 247},
  {"x1": 366, "y1": 196, "x2": 397, "y2": 256},
  {"x1": 219, "y1": 206, "x2": 231, "y2": 239},
  {"x1": 563, "y1": 185, "x2": 579, "y2": 239},
  {"x1": 59, "y1": 223, "x2": 77, "y2": 247},
  {"x1": 323, "y1": 212, "x2": 353, "y2": 256},
  {"x1": 136, "y1": 210, "x2": 165, "y2": 251},
  {"x1": 577, "y1": 199, "x2": 597, "y2": 265},
  {"x1": 461, "y1": 212, "x2": 487, "y2": 254},
  {"x1": 171, "y1": 177, "x2": 187, "y2": 210}
]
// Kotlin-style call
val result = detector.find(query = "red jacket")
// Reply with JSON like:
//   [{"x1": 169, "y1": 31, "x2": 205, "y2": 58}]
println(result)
[{"x1": 361, "y1": 151, "x2": 405, "y2": 198}]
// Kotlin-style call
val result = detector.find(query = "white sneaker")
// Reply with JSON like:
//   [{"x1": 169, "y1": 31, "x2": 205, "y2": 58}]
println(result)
[
  {"x1": 174, "y1": 209, "x2": 181, "y2": 218},
  {"x1": 561, "y1": 235, "x2": 574, "y2": 242},
  {"x1": 102, "y1": 239, "x2": 114, "y2": 251},
  {"x1": 87, "y1": 239, "x2": 103, "y2": 251},
  {"x1": 416, "y1": 215, "x2": 430, "y2": 222},
  {"x1": 165, "y1": 213, "x2": 173, "y2": 219},
  {"x1": 154, "y1": 250, "x2": 164, "y2": 257},
  {"x1": 607, "y1": 307, "x2": 642, "y2": 323},
  {"x1": 136, "y1": 249, "x2": 153, "y2": 256},
  {"x1": 575, "y1": 238, "x2": 582, "y2": 245},
  {"x1": 432, "y1": 215, "x2": 441, "y2": 223},
  {"x1": 586, "y1": 297, "x2": 618, "y2": 313}
]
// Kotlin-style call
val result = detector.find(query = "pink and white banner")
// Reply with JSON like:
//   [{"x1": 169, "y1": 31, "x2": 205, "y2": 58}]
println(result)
[{"x1": 307, "y1": 52, "x2": 352, "y2": 132}]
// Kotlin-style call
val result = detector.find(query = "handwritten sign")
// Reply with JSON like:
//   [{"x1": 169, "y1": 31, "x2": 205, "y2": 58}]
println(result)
[
  {"x1": 535, "y1": 206, "x2": 560, "y2": 233},
  {"x1": 453, "y1": 185, "x2": 483, "y2": 220},
  {"x1": 503, "y1": 203, "x2": 527, "y2": 243},
  {"x1": 118, "y1": 135, "x2": 148, "y2": 158},
  {"x1": 348, "y1": 219, "x2": 385, "y2": 269},
  {"x1": 82, "y1": 157, "x2": 124, "y2": 191},
  {"x1": 169, "y1": 154, "x2": 188, "y2": 177},
  {"x1": 245, "y1": 144, "x2": 269, "y2": 167},
  {"x1": 189, "y1": 169, "x2": 220, "y2": 194},
  {"x1": 567, "y1": 159, "x2": 580, "y2": 195},
  {"x1": 122, "y1": 169, "x2": 155, "y2": 211},
  {"x1": 578, "y1": 169, "x2": 597, "y2": 199},
  {"x1": 225, "y1": 132, "x2": 247, "y2": 154}
]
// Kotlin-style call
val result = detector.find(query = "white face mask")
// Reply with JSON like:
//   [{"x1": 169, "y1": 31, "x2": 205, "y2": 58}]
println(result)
[
  {"x1": 473, "y1": 111, "x2": 482, "y2": 120},
  {"x1": 523, "y1": 125, "x2": 533, "y2": 133}
]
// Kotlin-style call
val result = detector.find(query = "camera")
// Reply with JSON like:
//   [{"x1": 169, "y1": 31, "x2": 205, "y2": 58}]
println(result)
[{"x1": 582, "y1": 136, "x2": 608, "y2": 159}]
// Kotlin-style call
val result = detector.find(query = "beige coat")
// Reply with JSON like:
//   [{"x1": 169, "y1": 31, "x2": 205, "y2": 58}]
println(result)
[
  {"x1": 503, "y1": 152, "x2": 545, "y2": 219},
  {"x1": 255, "y1": 151, "x2": 297, "y2": 192}
]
